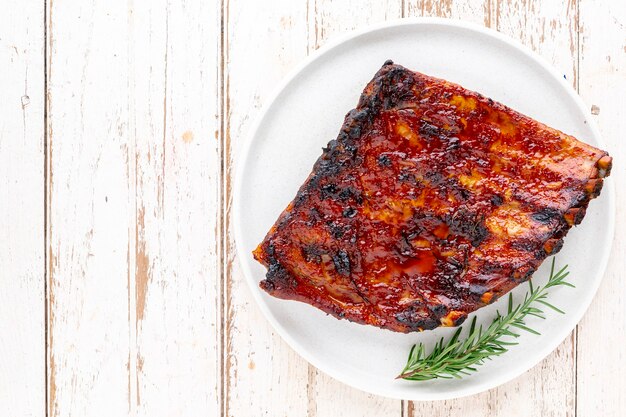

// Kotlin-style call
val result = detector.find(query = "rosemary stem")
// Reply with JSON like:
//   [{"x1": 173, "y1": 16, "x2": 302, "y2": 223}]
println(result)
[{"x1": 398, "y1": 258, "x2": 572, "y2": 381}]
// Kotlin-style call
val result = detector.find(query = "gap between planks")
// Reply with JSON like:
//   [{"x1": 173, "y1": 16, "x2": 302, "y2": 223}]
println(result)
[
  {"x1": 218, "y1": 0, "x2": 229, "y2": 416},
  {"x1": 44, "y1": 0, "x2": 52, "y2": 414},
  {"x1": 573, "y1": 1, "x2": 581, "y2": 415},
  {"x1": 44, "y1": 0, "x2": 49, "y2": 414}
]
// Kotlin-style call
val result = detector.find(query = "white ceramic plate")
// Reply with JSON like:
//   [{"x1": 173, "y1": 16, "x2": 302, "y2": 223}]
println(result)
[{"x1": 233, "y1": 18, "x2": 615, "y2": 400}]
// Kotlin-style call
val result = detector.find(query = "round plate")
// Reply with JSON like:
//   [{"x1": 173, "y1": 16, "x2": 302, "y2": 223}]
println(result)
[{"x1": 233, "y1": 18, "x2": 615, "y2": 400}]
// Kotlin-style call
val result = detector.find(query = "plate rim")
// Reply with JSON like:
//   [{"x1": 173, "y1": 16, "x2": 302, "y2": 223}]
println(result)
[{"x1": 232, "y1": 17, "x2": 616, "y2": 401}]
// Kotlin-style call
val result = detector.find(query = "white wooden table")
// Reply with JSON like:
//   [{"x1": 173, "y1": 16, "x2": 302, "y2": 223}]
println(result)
[{"x1": 1, "y1": 1, "x2": 624, "y2": 416}]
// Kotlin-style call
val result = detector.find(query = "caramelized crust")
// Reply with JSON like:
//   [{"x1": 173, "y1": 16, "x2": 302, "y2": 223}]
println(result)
[{"x1": 253, "y1": 61, "x2": 612, "y2": 333}]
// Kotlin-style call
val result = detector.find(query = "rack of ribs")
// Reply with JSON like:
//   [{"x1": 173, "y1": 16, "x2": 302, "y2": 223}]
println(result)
[{"x1": 253, "y1": 60, "x2": 612, "y2": 333}]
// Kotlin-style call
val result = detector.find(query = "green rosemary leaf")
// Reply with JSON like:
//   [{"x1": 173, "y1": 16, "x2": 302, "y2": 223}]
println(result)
[
  {"x1": 496, "y1": 340, "x2": 519, "y2": 346},
  {"x1": 535, "y1": 299, "x2": 566, "y2": 314},
  {"x1": 511, "y1": 322, "x2": 540, "y2": 335},
  {"x1": 468, "y1": 316, "x2": 477, "y2": 335},
  {"x1": 449, "y1": 326, "x2": 463, "y2": 346}
]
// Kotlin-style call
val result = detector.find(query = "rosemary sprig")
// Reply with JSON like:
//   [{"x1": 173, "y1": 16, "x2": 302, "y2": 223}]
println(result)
[{"x1": 398, "y1": 258, "x2": 573, "y2": 381}]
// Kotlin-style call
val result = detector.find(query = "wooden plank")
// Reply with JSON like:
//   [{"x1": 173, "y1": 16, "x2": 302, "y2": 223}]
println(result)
[
  {"x1": 304, "y1": 1, "x2": 404, "y2": 415},
  {"x1": 307, "y1": 368, "x2": 401, "y2": 417},
  {"x1": 576, "y1": 1, "x2": 626, "y2": 415},
  {"x1": 307, "y1": 0, "x2": 402, "y2": 51},
  {"x1": 0, "y1": 1, "x2": 45, "y2": 416},
  {"x1": 131, "y1": 1, "x2": 221, "y2": 416},
  {"x1": 225, "y1": 2, "x2": 406, "y2": 414},
  {"x1": 490, "y1": 0, "x2": 579, "y2": 88},
  {"x1": 223, "y1": 1, "x2": 310, "y2": 415},
  {"x1": 405, "y1": 1, "x2": 577, "y2": 416},
  {"x1": 405, "y1": 0, "x2": 489, "y2": 25},
  {"x1": 479, "y1": 2, "x2": 579, "y2": 415},
  {"x1": 47, "y1": 0, "x2": 222, "y2": 416},
  {"x1": 46, "y1": 1, "x2": 133, "y2": 415}
]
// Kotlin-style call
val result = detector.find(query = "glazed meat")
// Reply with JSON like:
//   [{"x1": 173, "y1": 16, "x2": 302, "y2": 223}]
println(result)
[{"x1": 253, "y1": 61, "x2": 612, "y2": 333}]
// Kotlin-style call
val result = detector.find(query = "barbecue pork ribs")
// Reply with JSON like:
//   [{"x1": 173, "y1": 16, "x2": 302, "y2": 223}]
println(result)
[{"x1": 253, "y1": 61, "x2": 612, "y2": 333}]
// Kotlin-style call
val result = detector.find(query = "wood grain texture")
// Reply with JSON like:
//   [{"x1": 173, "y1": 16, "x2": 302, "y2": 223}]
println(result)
[
  {"x1": 131, "y1": 1, "x2": 221, "y2": 416},
  {"x1": 307, "y1": 0, "x2": 402, "y2": 51},
  {"x1": 0, "y1": 1, "x2": 45, "y2": 416},
  {"x1": 46, "y1": 1, "x2": 134, "y2": 414},
  {"x1": 577, "y1": 1, "x2": 626, "y2": 415},
  {"x1": 405, "y1": 1, "x2": 577, "y2": 416},
  {"x1": 223, "y1": 1, "x2": 310, "y2": 416},
  {"x1": 405, "y1": 0, "x2": 487, "y2": 23},
  {"x1": 47, "y1": 1, "x2": 220, "y2": 416}
]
